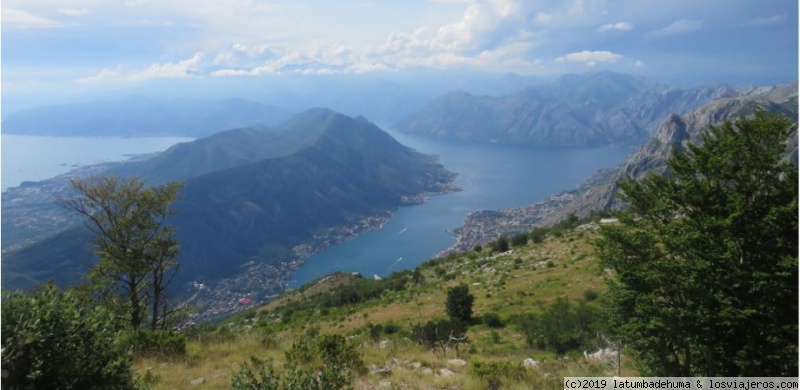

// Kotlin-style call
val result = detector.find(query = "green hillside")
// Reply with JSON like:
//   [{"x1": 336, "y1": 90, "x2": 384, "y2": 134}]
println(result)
[{"x1": 133, "y1": 220, "x2": 630, "y2": 389}]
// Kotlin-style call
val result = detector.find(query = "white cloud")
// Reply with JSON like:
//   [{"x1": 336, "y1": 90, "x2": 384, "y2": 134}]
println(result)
[
  {"x1": 131, "y1": 52, "x2": 204, "y2": 81},
  {"x1": 555, "y1": 50, "x2": 623, "y2": 66},
  {"x1": 75, "y1": 68, "x2": 121, "y2": 84},
  {"x1": 635, "y1": 59, "x2": 644, "y2": 67},
  {"x1": 646, "y1": 19, "x2": 703, "y2": 39},
  {"x1": 58, "y1": 8, "x2": 88, "y2": 16},
  {"x1": 749, "y1": 14, "x2": 786, "y2": 26},
  {"x1": 75, "y1": 52, "x2": 205, "y2": 83},
  {"x1": 3, "y1": 8, "x2": 63, "y2": 28},
  {"x1": 598, "y1": 22, "x2": 633, "y2": 32}
]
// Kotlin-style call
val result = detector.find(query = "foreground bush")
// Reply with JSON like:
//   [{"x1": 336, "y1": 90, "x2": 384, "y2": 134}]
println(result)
[
  {"x1": 232, "y1": 333, "x2": 362, "y2": 390},
  {"x1": 1, "y1": 284, "x2": 136, "y2": 389}
]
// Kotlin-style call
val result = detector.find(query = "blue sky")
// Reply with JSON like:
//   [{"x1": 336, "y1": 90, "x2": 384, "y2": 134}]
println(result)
[{"x1": 2, "y1": 0, "x2": 797, "y2": 107}]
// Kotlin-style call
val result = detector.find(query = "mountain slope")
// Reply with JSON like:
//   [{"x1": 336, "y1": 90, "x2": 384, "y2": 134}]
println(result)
[
  {"x1": 1, "y1": 96, "x2": 292, "y2": 137},
  {"x1": 445, "y1": 81, "x2": 798, "y2": 252},
  {"x1": 393, "y1": 71, "x2": 735, "y2": 146},
  {"x1": 2, "y1": 109, "x2": 456, "y2": 292}
]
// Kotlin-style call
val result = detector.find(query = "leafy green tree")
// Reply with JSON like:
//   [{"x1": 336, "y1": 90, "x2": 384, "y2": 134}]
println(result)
[
  {"x1": 446, "y1": 284, "x2": 474, "y2": 322},
  {"x1": 599, "y1": 112, "x2": 798, "y2": 376},
  {"x1": 1, "y1": 284, "x2": 136, "y2": 389},
  {"x1": 64, "y1": 175, "x2": 183, "y2": 331}
]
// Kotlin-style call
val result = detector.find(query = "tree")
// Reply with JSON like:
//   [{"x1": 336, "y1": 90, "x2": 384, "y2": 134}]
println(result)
[
  {"x1": 446, "y1": 284, "x2": 474, "y2": 322},
  {"x1": 64, "y1": 175, "x2": 183, "y2": 331},
  {"x1": 599, "y1": 111, "x2": 797, "y2": 376},
  {"x1": 2, "y1": 284, "x2": 136, "y2": 389},
  {"x1": 491, "y1": 235, "x2": 510, "y2": 253}
]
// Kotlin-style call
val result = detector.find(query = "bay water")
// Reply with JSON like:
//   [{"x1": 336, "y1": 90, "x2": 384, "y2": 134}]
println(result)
[
  {"x1": 1, "y1": 134, "x2": 194, "y2": 191},
  {"x1": 290, "y1": 132, "x2": 632, "y2": 286}
]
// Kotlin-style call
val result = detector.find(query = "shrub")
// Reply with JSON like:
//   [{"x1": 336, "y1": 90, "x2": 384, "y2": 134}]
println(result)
[
  {"x1": 232, "y1": 333, "x2": 362, "y2": 390},
  {"x1": 483, "y1": 312, "x2": 504, "y2": 328},
  {"x1": 446, "y1": 284, "x2": 474, "y2": 322},
  {"x1": 1, "y1": 284, "x2": 136, "y2": 389},
  {"x1": 529, "y1": 227, "x2": 548, "y2": 243},
  {"x1": 231, "y1": 357, "x2": 280, "y2": 390},
  {"x1": 514, "y1": 297, "x2": 597, "y2": 354},
  {"x1": 491, "y1": 236, "x2": 510, "y2": 253},
  {"x1": 583, "y1": 289, "x2": 599, "y2": 302},
  {"x1": 412, "y1": 318, "x2": 468, "y2": 352},
  {"x1": 511, "y1": 233, "x2": 528, "y2": 247}
]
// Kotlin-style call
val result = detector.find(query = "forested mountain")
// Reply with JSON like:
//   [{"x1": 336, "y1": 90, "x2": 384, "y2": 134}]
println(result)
[
  {"x1": 1, "y1": 96, "x2": 292, "y2": 137},
  {"x1": 2, "y1": 109, "x2": 456, "y2": 290},
  {"x1": 393, "y1": 71, "x2": 735, "y2": 146}
]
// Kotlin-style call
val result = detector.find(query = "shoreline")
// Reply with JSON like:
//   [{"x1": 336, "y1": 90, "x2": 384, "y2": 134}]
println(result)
[{"x1": 183, "y1": 185, "x2": 462, "y2": 323}]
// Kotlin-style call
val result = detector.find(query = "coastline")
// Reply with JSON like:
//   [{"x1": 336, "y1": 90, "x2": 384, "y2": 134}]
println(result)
[{"x1": 183, "y1": 184, "x2": 462, "y2": 323}]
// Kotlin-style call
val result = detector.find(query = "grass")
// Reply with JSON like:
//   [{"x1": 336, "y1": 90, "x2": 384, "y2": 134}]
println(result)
[{"x1": 134, "y1": 228, "x2": 633, "y2": 389}]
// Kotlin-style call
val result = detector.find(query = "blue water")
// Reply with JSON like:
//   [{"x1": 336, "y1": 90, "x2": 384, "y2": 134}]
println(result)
[
  {"x1": 290, "y1": 133, "x2": 632, "y2": 285},
  {"x1": 1, "y1": 134, "x2": 194, "y2": 191}
]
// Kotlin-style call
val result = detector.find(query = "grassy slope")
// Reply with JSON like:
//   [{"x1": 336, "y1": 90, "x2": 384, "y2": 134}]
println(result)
[{"x1": 134, "y1": 225, "x2": 638, "y2": 389}]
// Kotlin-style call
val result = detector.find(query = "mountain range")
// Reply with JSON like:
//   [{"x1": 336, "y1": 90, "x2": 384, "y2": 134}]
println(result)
[
  {"x1": 446, "y1": 81, "x2": 799, "y2": 252},
  {"x1": 2, "y1": 109, "x2": 456, "y2": 291},
  {"x1": 1, "y1": 96, "x2": 292, "y2": 137},
  {"x1": 393, "y1": 71, "x2": 736, "y2": 146}
]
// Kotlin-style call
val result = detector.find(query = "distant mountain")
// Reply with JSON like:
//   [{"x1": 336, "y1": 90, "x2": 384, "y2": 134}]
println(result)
[
  {"x1": 1, "y1": 96, "x2": 292, "y2": 137},
  {"x1": 444, "y1": 81, "x2": 798, "y2": 252},
  {"x1": 2, "y1": 109, "x2": 456, "y2": 290},
  {"x1": 544, "y1": 80, "x2": 799, "y2": 221},
  {"x1": 393, "y1": 71, "x2": 735, "y2": 146}
]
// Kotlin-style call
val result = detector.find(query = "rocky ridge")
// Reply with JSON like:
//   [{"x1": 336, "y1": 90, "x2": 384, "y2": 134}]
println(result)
[{"x1": 445, "y1": 82, "x2": 799, "y2": 252}]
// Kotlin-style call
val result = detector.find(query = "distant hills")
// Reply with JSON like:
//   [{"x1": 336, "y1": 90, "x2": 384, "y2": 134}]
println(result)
[
  {"x1": 1, "y1": 96, "x2": 292, "y2": 137},
  {"x1": 393, "y1": 71, "x2": 736, "y2": 146},
  {"x1": 446, "y1": 81, "x2": 799, "y2": 251},
  {"x1": 2, "y1": 109, "x2": 456, "y2": 290}
]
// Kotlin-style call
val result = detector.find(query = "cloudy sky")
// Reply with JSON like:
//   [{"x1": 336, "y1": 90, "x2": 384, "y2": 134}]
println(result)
[{"x1": 2, "y1": 0, "x2": 797, "y2": 105}]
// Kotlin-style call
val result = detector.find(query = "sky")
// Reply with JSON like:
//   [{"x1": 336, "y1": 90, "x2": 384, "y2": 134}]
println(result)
[{"x1": 1, "y1": 0, "x2": 798, "y2": 111}]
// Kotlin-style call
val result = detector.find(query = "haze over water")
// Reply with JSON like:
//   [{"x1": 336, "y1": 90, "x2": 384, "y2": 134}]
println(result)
[{"x1": 290, "y1": 132, "x2": 632, "y2": 286}]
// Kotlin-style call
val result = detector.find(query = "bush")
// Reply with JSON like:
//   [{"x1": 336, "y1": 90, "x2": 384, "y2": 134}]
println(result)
[
  {"x1": 514, "y1": 297, "x2": 597, "y2": 354},
  {"x1": 1, "y1": 284, "x2": 136, "y2": 389},
  {"x1": 491, "y1": 236, "x2": 510, "y2": 253},
  {"x1": 232, "y1": 333, "x2": 362, "y2": 390},
  {"x1": 529, "y1": 227, "x2": 548, "y2": 243},
  {"x1": 231, "y1": 357, "x2": 279, "y2": 390},
  {"x1": 446, "y1": 284, "x2": 474, "y2": 322},
  {"x1": 483, "y1": 312, "x2": 504, "y2": 328},
  {"x1": 510, "y1": 233, "x2": 528, "y2": 247},
  {"x1": 412, "y1": 318, "x2": 468, "y2": 352},
  {"x1": 582, "y1": 289, "x2": 599, "y2": 302}
]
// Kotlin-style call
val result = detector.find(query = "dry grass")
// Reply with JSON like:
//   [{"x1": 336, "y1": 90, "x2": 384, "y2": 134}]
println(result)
[{"x1": 134, "y1": 229, "x2": 633, "y2": 389}]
